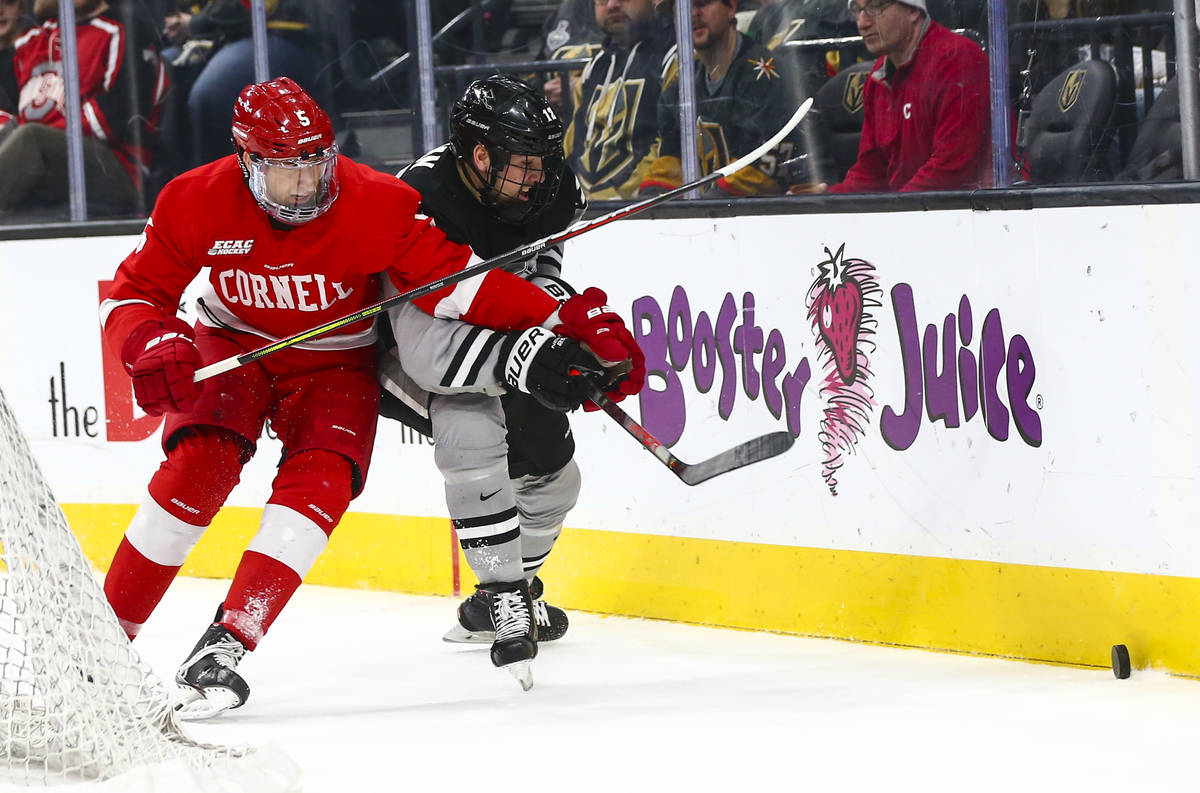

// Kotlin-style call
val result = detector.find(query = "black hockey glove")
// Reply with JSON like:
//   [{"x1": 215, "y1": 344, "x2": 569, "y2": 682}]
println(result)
[{"x1": 497, "y1": 327, "x2": 606, "y2": 412}]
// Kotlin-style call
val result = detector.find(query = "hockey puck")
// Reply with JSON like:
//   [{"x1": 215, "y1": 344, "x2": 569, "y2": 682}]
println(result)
[{"x1": 1111, "y1": 644, "x2": 1131, "y2": 679}]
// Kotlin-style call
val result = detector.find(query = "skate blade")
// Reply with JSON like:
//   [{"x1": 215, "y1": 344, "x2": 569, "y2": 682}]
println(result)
[
  {"x1": 442, "y1": 624, "x2": 495, "y2": 644},
  {"x1": 505, "y1": 660, "x2": 534, "y2": 692},
  {"x1": 174, "y1": 686, "x2": 243, "y2": 720}
]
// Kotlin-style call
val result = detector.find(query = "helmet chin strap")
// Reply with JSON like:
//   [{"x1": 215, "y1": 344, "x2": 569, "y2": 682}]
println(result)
[{"x1": 456, "y1": 155, "x2": 504, "y2": 209}]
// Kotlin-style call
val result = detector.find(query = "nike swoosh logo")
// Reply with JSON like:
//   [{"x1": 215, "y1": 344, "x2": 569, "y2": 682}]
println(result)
[{"x1": 480, "y1": 489, "x2": 502, "y2": 501}]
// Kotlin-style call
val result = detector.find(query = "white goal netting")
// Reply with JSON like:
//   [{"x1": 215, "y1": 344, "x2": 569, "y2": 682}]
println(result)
[{"x1": 0, "y1": 386, "x2": 300, "y2": 791}]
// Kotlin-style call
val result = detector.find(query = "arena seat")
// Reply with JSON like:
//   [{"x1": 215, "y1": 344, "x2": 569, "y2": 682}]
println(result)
[
  {"x1": 1116, "y1": 77, "x2": 1181, "y2": 182},
  {"x1": 1023, "y1": 59, "x2": 1118, "y2": 184},
  {"x1": 809, "y1": 60, "x2": 875, "y2": 184}
]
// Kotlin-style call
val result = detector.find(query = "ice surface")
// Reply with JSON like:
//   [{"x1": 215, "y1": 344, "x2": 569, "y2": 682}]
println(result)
[{"x1": 133, "y1": 578, "x2": 1200, "y2": 793}]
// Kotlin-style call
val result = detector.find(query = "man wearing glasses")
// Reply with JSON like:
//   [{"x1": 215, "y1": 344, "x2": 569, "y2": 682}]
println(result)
[{"x1": 827, "y1": 0, "x2": 989, "y2": 193}]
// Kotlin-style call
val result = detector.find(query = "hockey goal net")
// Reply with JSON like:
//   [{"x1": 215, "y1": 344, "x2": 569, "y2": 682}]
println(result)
[{"x1": 0, "y1": 385, "x2": 299, "y2": 791}]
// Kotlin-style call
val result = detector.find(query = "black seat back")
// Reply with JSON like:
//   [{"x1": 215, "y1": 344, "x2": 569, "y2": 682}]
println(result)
[
  {"x1": 1024, "y1": 59, "x2": 1118, "y2": 184},
  {"x1": 1117, "y1": 78, "x2": 1181, "y2": 182},
  {"x1": 809, "y1": 60, "x2": 875, "y2": 184}
]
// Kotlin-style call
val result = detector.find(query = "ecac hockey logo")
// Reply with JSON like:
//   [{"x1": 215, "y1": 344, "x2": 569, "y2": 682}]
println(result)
[{"x1": 207, "y1": 239, "x2": 255, "y2": 256}]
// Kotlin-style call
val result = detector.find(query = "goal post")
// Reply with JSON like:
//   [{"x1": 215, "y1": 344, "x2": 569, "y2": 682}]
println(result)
[{"x1": 0, "y1": 385, "x2": 300, "y2": 791}]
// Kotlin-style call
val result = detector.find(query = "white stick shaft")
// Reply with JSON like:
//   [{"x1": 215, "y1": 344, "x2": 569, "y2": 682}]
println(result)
[
  {"x1": 194, "y1": 357, "x2": 240, "y2": 381},
  {"x1": 715, "y1": 97, "x2": 812, "y2": 179}
]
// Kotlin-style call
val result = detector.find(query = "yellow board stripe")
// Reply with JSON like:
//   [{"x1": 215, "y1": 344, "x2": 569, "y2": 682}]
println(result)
[
  {"x1": 65, "y1": 504, "x2": 455, "y2": 595},
  {"x1": 63, "y1": 505, "x2": 1200, "y2": 677}
]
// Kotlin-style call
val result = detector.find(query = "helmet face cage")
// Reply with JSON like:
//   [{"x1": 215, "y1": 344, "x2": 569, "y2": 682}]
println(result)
[
  {"x1": 482, "y1": 146, "x2": 564, "y2": 225},
  {"x1": 450, "y1": 75, "x2": 565, "y2": 224},
  {"x1": 244, "y1": 147, "x2": 339, "y2": 225},
  {"x1": 232, "y1": 77, "x2": 340, "y2": 225}
]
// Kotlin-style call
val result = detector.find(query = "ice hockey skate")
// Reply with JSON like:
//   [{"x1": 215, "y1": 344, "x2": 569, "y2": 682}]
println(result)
[
  {"x1": 469, "y1": 579, "x2": 538, "y2": 690},
  {"x1": 174, "y1": 619, "x2": 250, "y2": 720},
  {"x1": 443, "y1": 575, "x2": 568, "y2": 645}
]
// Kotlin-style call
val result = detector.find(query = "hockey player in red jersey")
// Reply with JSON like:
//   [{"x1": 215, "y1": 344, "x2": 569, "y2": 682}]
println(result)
[{"x1": 99, "y1": 77, "x2": 638, "y2": 718}]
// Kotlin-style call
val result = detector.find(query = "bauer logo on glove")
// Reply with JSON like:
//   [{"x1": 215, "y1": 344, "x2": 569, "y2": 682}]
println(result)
[{"x1": 497, "y1": 327, "x2": 607, "y2": 412}]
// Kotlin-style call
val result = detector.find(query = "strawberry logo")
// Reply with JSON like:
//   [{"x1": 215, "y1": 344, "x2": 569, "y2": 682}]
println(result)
[
  {"x1": 805, "y1": 244, "x2": 882, "y2": 496},
  {"x1": 810, "y1": 245, "x2": 864, "y2": 385}
]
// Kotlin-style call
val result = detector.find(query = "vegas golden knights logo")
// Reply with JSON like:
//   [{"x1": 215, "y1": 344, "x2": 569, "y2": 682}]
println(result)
[
  {"x1": 1059, "y1": 69, "x2": 1086, "y2": 112},
  {"x1": 842, "y1": 72, "x2": 867, "y2": 115},
  {"x1": 577, "y1": 79, "x2": 647, "y2": 190},
  {"x1": 697, "y1": 119, "x2": 731, "y2": 176}
]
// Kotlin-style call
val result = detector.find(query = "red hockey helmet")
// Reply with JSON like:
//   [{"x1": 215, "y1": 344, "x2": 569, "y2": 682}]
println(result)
[{"x1": 231, "y1": 77, "x2": 339, "y2": 225}]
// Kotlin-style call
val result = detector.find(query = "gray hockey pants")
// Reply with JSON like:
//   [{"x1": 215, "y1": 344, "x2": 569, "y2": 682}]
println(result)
[{"x1": 429, "y1": 392, "x2": 580, "y2": 585}]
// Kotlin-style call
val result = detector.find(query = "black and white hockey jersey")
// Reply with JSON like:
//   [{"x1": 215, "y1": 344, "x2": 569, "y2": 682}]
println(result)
[
  {"x1": 400, "y1": 144, "x2": 585, "y2": 281},
  {"x1": 378, "y1": 145, "x2": 586, "y2": 426}
]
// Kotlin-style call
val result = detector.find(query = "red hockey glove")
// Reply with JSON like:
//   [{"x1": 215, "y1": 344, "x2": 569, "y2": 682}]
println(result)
[
  {"x1": 120, "y1": 317, "x2": 203, "y2": 417},
  {"x1": 553, "y1": 287, "x2": 646, "y2": 409}
]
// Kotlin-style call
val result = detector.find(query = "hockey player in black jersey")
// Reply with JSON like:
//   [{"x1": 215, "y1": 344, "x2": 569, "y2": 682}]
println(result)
[{"x1": 377, "y1": 75, "x2": 644, "y2": 689}]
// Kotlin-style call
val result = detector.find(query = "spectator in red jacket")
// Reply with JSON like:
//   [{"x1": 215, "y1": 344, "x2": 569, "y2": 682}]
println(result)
[
  {"x1": 0, "y1": 0, "x2": 167, "y2": 217},
  {"x1": 828, "y1": 0, "x2": 989, "y2": 193},
  {"x1": 0, "y1": 0, "x2": 34, "y2": 142}
]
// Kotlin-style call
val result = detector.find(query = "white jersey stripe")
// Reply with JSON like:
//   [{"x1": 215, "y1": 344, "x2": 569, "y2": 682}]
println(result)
[
  {"x1": 450, "y1": 330, "x2": 496, "y2": 389},
  {"x1": 82, "y1": 100, "x2": 106, "y2": 142},
  {"x1": 432, "y1": 254, "x2": 486, "y2": 320},
  {"x1": 99, "y1": 296, "x2": 157, "y2": 328},
  {"x1": 90, "y1": 17, "x2": 122, "y2": 91},
  {"x1": 196, "y1": 286, "x2": 378, "y2": 350}
]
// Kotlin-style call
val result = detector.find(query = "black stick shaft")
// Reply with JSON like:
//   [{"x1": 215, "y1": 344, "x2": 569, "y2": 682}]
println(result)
[{"x1": 588, "y1": 387, "x2": 684, "y2": 475}]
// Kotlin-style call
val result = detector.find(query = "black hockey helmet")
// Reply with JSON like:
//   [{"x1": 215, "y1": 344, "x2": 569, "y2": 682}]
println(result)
[{"x1": 450, "y1": 74, "x2": 565, "y2": 224}]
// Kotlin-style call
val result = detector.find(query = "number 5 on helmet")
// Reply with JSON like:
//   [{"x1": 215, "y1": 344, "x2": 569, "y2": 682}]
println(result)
[{"x1": 231, "y1": 76, "x2": 339, "y2": 226}]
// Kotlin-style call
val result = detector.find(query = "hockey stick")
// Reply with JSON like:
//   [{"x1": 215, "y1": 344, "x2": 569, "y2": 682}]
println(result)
[
  {"x1": 193, "y1": 98, "x2": 813, "y2": 382},
  {"x1": 588, "y1": 386, "x2": 794, "y2": 486}
]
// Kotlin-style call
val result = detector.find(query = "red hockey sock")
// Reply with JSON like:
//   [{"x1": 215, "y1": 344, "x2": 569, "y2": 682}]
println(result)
[
  {"x1": 219, "y1": 551, "x2": 303, "y2": 651},
  {"x1": 103, "y1": 536, "x2": 182, "y2": 640},
  {"x1": 148, "y1": 428, "x2": 246, "y2": 525}
]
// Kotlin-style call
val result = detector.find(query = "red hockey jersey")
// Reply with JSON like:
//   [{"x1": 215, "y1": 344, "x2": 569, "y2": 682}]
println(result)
[
  {"x1": 100, "y1": 155, "x2": 560, "y2": 356},
  {"x1": 12, "y1": 6, "x2": 167, "y2": 183}
]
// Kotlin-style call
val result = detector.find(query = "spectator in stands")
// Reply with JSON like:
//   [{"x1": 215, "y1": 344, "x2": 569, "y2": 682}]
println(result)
[
  {"x1": 162, "y1": 0, "x2": 326, "y2": 168},
  {"x1": 827, "y1": 0, "x2": 989, "y2": 193},
  {"x1": 748, "y1": 0, "x2": 854, "y2": 52},
  {"x1": 0, "y1": 0, "x2": 167, "y2": 217},
  {"x1": 562, "y1": 0, "x2": 672, "y2": 199},
  {"x1": 0, "y1": 0, "x2": 33, "y2": 144},
  {"x1": 748, "y1": 0, "x2": 856, "y2": 76},
  {"x1": 541, "y1": 0, "x2": 604, "y2": 110},
  {"x1": 541, "y1": 0, "x2": 602, "y2": 59},
  {"x1": 640, "y1": 0, "x2": 793, "y2": 196}
]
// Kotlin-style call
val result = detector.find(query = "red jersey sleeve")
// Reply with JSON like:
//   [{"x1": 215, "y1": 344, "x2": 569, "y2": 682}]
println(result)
[
  {"x1": 99, "y1": 183, "x2": 200, "y2": 358},
  {"x1": 383, "y1": 184, "x2": 558, "y2": 331}
]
